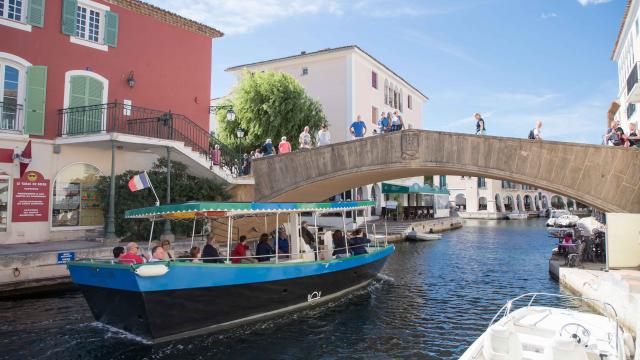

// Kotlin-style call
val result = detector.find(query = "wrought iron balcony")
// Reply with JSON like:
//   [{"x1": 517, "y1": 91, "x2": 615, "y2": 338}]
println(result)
[
  {"x1": 0, "y1": 102, "x2": 24, "y2": 133},
  {"x1": 626, "y1": 62, "x2": 640, "y2": 103}
]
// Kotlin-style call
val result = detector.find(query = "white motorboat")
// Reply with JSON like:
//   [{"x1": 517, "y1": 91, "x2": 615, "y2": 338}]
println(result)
[
  {"x1": 507, "y1": 212, "x2": 528, "y2": 220},
  {"x1": 406, "y1": 231, "x2": 442, "y2": 241},
  {"x1": 546, "y1": 210, "x2": 572, "y2": 226},
  {"x1": 556, "y1": 214, "x2": 580, "y2": 228},
  {"x1": 459, "y1": 293, "x2": 636, "y2": 360},
  {"x1": 575, "y1": 217, "x2": 605, "y2": 235}
]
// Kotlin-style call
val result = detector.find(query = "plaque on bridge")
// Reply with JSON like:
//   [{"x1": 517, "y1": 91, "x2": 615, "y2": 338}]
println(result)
[{"x1": 401, "y1": 132, "x2": 419, "y2": 160}]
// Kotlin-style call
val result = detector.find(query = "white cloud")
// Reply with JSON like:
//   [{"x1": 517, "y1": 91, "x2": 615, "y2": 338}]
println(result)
[
  {"x1": 540, "y1": 12, "x2": 558, "y2": 19},
  {"x1": 577, "y1": 0, "x2": 613, "y2": 6},
  {"x1": 402, "y1": 29, "x2": 481, "y2": 66}
]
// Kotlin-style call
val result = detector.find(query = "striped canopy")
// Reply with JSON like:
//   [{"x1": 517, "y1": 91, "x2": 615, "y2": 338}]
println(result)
[{"x1": 124, "y1": 201, "x2": 376, "y2": 220}]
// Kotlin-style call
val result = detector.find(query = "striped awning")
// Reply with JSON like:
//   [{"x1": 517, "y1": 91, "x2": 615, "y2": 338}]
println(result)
[{"x1": 124, "y1": 201, "x2": 376, "y2": 219}]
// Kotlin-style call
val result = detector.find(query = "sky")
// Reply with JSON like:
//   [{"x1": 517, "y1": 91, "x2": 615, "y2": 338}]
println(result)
[{"x1": 149, "y1": 0, "x2": 625, "y2": 144}]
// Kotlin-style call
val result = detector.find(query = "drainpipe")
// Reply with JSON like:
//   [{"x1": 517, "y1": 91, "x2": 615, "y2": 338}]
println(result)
[
  {"x1": 104, "y1": 139, "x2": 117, "y2": 244},
  {"x1": 162, "y1": 147, "x2": 173, "y2": 238}
]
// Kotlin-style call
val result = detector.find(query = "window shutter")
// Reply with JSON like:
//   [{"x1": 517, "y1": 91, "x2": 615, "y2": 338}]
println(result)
[
  {"x1": 27, "y1": 0, "x2": 45, "y2": 27},
  {"x1": 69, "y1": 76, "x2": 88, "y2": 107},
  {"x1": 61, "y1": 0, "x2": 77, "y2": 36},
  {"x1": 104, "y1": 11, "x2": 119, "y2": 47},
  {"x1": 24, "y1": 66, "x2": 48, "y2": 136}
]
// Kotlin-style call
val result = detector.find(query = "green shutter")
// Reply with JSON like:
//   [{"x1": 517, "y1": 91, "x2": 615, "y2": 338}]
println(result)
[
  {"x1": 85, "y1": 77, "x2": 103, "y2": 132},
  {"x1": 104, "y1": 11, "x2": 119, "y2": 47},
  {"x1": 67, "y1": 75, "x2": 104, "y2": 134},
  {"x1": 27, "y1": 0, "x2": 45, "y2": 27},
  {"x1": 24, "y1": 66, "x2": 48, "y2": 136},
  {"x1": 61, "y1": 0, "x2": 77, "y2": 36}
]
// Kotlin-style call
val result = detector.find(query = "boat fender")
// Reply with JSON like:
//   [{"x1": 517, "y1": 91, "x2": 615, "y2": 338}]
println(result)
[
  {"x1": 622, "y1": 332, "x2": 635, "y2": 357},
  {"x1": 134, "y1": 264, "x2": 170, "y2": 277}
]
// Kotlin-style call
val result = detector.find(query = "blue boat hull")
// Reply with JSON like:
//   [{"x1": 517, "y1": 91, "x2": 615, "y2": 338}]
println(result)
[{"x1": 69, "y1": 246, "x2": 394, "y2": 342}]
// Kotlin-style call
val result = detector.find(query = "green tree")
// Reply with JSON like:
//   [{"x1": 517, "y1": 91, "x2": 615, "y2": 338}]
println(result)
[
  {"x1": 96, "y1": 158, "x2": 231, "y2": 240},
  {"x1": 216, "y1": 70, "x2": 326, "y2": 151}
]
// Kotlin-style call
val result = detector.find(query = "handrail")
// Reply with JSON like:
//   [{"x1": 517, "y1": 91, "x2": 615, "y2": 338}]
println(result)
[{"x1": 0, "y1": 102, "x2": 24, "y2": 133}]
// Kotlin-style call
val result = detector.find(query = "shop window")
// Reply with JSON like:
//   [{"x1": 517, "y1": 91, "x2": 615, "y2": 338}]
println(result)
[
  {"x1": 52, "y1": 163, "x2": 103, "y2": 227},
  {"x1": 0, "y1": 177, "x2": 8, "y2": 232}
]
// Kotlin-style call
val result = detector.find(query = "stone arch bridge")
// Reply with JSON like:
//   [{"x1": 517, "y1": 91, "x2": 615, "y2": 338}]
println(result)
[{"x1": 251, "y1": 130, "x2": 640, "y2": 213}]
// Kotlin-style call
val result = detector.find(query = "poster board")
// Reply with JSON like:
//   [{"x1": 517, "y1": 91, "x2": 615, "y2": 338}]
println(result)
[{"x1": 12, "y1": 171, "x2": 50, "y2": 222}]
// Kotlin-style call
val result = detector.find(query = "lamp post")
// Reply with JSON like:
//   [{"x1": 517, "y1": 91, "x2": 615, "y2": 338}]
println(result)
[{"x1": 236, "y1": 127, "x2": 245, "y2": 176}]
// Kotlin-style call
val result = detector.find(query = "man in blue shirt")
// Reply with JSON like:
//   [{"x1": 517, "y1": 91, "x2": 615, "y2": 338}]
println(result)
[
  {"x1": 350, "y1": 115, "x2": 367, "y2": 139},
  {"x1": 377, "y1": 112, "x2": 390, "y2": 134}
]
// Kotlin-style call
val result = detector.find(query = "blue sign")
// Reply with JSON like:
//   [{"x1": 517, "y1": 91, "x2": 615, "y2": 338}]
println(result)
[{"x1": 57, "y1": 251, "x2": 75, "y2": 264}]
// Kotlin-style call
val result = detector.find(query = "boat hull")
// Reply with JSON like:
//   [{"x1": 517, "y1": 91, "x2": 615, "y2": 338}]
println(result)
[{"x1": 71, "y1": 248, "x2": 392, "y2": 342}]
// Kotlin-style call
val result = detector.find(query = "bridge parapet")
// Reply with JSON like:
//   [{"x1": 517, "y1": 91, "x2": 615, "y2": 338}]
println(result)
[{"x1": 253, "y1": 130, "x2": 640, "y2": 213}]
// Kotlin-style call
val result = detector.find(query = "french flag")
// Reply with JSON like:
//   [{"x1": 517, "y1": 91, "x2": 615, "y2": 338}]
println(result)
[{"x1": 128, "y1": 171, "x2": 151, "y2": 192}]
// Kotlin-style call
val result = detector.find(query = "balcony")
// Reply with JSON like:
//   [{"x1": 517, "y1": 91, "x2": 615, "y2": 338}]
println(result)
[
  {"x1": 626, "y1": 62, "x2": 640, "y2": 103},
  {"x1": 0, "y1": 102, "x2": 24, "y2": 134}
]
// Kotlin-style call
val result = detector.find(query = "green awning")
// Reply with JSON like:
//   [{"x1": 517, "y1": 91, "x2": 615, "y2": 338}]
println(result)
[{"x1": 382, "y1": 182, "x2": 450, "y2": 195}]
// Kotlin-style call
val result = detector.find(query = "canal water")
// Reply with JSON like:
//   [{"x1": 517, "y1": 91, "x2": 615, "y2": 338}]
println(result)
[{"x1": 0, "y1": 218, "x2": 571, "y2": 360}]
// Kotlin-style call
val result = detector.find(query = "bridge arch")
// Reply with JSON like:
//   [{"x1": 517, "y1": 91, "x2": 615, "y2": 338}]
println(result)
[{"x1": 252, "y1": 130, "x2": 640, "y2": 213}]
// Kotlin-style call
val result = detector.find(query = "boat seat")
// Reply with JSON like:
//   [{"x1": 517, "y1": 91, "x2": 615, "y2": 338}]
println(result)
[
  {"x1": 482, "y1": 325, "x2": 523, "y2": 360},
  {"x1": 543, "y1": 336, "x2": 588, "y2": 360}
]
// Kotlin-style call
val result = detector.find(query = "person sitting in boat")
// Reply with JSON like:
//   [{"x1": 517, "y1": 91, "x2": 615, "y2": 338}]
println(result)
[
  {"x1": 332, "y1": 230, "x2": 348, "y2": 259},
  {"x1": 301, "y1": 221, "x2": 317, "y2": 251},
  {"x1": 112, "y1": 246, "x2": 125, "y2": 262},
  {"x1": 149, "y1": 245, "x2": 166, "y2": 262},
  {"x1": 161, "y1": 239, "x2": 174, "y2": 260},
  {"x1": 256, "y1": 233, "x2": 275, "y2": 262},
  {"x1": 190, "y1": 246, "x2": 202, "y2": 263},
  {"x1": 202, "y1": 233, "x2": 223, "y2": 263},
  {"x1": 276, "y1": 228, "x2": 290, "y2": 258},
  {"x1": 348, "y1": 229, "x2": 371, "y2": 256},
  {"x1": 231, "y1": 236, "x2": 256, "y2": 264},
  {"x1": 118, "y1": 242, "x2": 146, "y2": 264}
]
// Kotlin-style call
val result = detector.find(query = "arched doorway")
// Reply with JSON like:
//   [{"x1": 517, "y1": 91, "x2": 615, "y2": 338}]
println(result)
[
  {"x1": 455, "y1": 193, "x2": 466, "y2": 211},
  {"x1": 524, "y1": 195, "x2": 533, "y2": 211},
  {"x1": 541, "y1": 195, "x2": 549, "y2": 210},
  {"x1": 550, "y1": 195, "x2": 566, "y2": 209},
  {"x1": 567, "y1": 198, "x2": 575, "y2": 210},
  {"x1": 52, "y1": 163, "x2": 103, "y2": 227},
  {"x1": 478, "y1": 197, "x2": 487, "y2": 211},
  {"x1": 495, "y1": 194, "x2": 504, "y2": 212},
  {"x1": 502, "y1": 195, "x2": 514, "y2": 212}
]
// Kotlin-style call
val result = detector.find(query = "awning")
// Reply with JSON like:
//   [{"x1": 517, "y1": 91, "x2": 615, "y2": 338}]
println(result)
[
  {"x1": 382, "y1": 182, "x2": 449, "y2": 195},
  {"x1": 125, "y1": 201, "x2": 376, "y2": 220}
]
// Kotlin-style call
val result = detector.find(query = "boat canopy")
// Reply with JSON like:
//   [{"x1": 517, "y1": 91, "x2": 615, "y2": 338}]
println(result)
[
  {"x1": 381, "y1": 182, "x2": 449, "y2": 195},
  {"x1": 124, "y1": 201, "x2": 376, "y2": 220}
]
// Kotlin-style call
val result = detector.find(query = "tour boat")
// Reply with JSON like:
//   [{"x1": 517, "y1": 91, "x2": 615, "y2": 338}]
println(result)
[
  {"x1": 459, "y1": 293, "x2": 636, "y2": 360},
  {"x1": 507, "y1": 212, "x2": 528, "y2": 220},
  {"x1": 67, "y1": 201, "x2": 394, "y2": 343}
]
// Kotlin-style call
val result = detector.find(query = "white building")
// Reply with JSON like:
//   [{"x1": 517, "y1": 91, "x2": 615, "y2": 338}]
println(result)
[
  {"x1": 612, "y1": 0, "x2": 640, "y2": 132},
  {"x1": 225, "y1": 45, "x2": 428, "y2": 142},
  {"x1": 435, "y1": 175, "x2": 586, "y2": 219}
]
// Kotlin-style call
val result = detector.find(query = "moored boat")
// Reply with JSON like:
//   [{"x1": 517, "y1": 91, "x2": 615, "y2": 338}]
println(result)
[
  {"x1": 406, "y1": 231, "x2": 442, "y2": 241},
  {"x1": 459, "y1": 293, "x2": 635, "y2": 360},
  {"x1": 507, "y1": 212, "x2": 528, "y2": 220},
  {"x1": 67, "y1": 201, "x2": 394, "y2": 343}
]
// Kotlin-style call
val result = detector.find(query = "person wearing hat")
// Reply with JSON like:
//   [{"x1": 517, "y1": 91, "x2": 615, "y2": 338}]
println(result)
[{"x1": 278, "y1": 136, "x2": 292, "y2": 154}]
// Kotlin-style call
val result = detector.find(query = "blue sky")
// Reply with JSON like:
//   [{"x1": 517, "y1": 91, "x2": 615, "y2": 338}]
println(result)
[{"x1": 150, "y1": 0, "x2": 624, "y2": 144}]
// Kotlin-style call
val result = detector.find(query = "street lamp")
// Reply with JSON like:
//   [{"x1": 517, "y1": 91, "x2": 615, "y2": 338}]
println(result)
[
  {"x1": 227, "y1": 109, "x2": 236, "y2": 122},
  {"x1": 236, "y1": 127, "x2": 245, "y2": 175},
  {"x1": 236, "y1": 127, "x2": 245, "y2": 138}
]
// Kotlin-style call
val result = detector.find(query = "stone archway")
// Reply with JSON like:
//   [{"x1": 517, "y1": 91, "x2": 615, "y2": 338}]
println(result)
[
  {"x1": 503, "y1": 194, "x2": 514, "y2": 212},
  {"x1": 551, "y1": 195, "x2": 566, "y2": 210},
  {"x1": 455, "y1": 193, "x2": 466, "y2": 211},
  {"x1": 478, "y1": 196, "x2": 487, "y2": 211},
  {"x1": 524, "y1": 195, "x2": 533, "y2": 211},
  {"x1": 541, "y1": 195, "x2": 549, "y2": 210}
]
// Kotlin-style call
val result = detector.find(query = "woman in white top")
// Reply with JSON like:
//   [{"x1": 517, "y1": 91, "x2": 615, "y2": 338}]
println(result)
[
  {"x1": 299, "y1": 126, "x2": 312, "y2": 149},
  {"x1": 317, "y1": 124, "x2": 331, "y2": 146},
  {"x1": 533, "y1": 120, "x2": 543, "y2": 140}
]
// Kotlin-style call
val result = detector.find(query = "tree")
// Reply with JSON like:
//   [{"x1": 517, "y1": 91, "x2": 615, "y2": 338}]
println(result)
[
  {"x1": 216, "y1": 70, "x2": 326, "y2": 151},
  {"x1": 96, "y1": 158, "x2": 231, "y2": 240}
]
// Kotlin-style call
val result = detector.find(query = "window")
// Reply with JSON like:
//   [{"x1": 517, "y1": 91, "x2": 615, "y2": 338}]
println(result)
[
  {"x1": 0, "y1": 0, "x2": 23, "y2": 21},
  {"x1": 0, "y1": 177, "x2": 8, "y2": 232},
  {"x1": 627, "y1": 103, "x2": 636, "y2": 120},
  {"x1": 478, "y1": 197, "x2": 487, "y2": 211},
  {"x1": 301, "y1": 67, "x2": 308, "y2": 76},
  {"x1": 64, "y1": 0, "x2": 118, "y2": 50},
  {"x1": 477, "y1": 177, "x2": 486, "y2": 188},
  {"x1": 0, "y1": 59, "x2": 25, "y2": 132},
  {"x1": 439, "y1": 175, "x2": 447, "y2": 188},
  {"x1": 76, "y1": 5, "x2": 101, "y2": 43},
  {"x1": 52, "y1": 164, "x2": 103, "y2": 227},
  {"x1": 408, "y1": 95, "x2": 413, "y2": 109},
  {"x1": 372, "y1": 71, "x2": 378, "y2": 89}
]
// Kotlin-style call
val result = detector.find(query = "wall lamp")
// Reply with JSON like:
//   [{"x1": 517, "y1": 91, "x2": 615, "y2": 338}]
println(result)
[{"x1": 127, "y1": 71, "x2": 136, "y2": 88}]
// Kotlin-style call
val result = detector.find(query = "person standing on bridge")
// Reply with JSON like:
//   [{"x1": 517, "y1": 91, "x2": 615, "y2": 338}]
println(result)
[
  {"x1": 475, "y1": 113, "x2": 486, "y2": 135},
  {"x1": 299, "y1": 126, "x2": 312, "y2": 149},
  {"x1": 278, "y1": 136, "x2": 292, "y2": 154},
  {"x1": 529, "y1": 120, "x2": 543, "y2": 141},
  {"x1": 317, "y1": 124, "x2": 331, "y2": 146},
  {"x1": 377, "y1": 112, "x2": 389, "y2": 134},
  {"x1": 350, "y1": 115, "x2": 367, "y2": 139}
]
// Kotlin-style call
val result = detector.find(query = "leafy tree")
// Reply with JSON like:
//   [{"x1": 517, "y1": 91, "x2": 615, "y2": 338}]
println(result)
[
  {"x1": 216, "y1": 70, "x2": 326, "y2": 151},
  {"x1": 96, "y1": 158, "x2": 231, "y2": 241}
]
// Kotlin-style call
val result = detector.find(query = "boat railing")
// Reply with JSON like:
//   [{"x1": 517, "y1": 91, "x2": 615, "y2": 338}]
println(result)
[
  {"x1": 73, "y1": 243, "x2": 391, "y2": 265},
  {"x1": 488, "y1": 292, "x2": 621, "y2": 356}
]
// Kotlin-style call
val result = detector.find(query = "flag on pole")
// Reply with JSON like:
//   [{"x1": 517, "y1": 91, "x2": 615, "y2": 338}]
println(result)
[
  {"x1": 128, "y1": 171, "x2": 151, "y2": 192},
  {"x1": 19, "y1": 140, "x2": 32, "y2": 178}
]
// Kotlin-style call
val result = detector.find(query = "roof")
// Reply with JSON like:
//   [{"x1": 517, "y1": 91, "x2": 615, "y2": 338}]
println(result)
[
  {"x1": 612, "y1": 0, "x2": 633, "y2": 59},
  {"x1": 125, "y1": 201, "x2": 376, "y2": 219},
  {"x1": 108, "y1": 0, "x2": 223, "y2": 38},
  {"x1": 225, "y1": 45, "x2": 429, "y2": 101}
]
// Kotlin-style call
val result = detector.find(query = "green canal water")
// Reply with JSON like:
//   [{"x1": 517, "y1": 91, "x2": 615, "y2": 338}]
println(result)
[{"x1": 0, "y1": 218, "x2": 573, "y2": 359}]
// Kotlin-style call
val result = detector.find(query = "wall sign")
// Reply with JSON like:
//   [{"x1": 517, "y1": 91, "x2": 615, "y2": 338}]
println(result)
[
  {"x1": 57, "y1": 251, "x2": 75, "y2": 264},
  {"x1": 12, "y1": 170, "x2": 50, "y2": 222}
]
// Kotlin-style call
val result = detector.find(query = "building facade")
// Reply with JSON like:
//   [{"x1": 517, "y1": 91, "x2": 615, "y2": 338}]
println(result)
[
  {"x1": 0, "y1": 0, "x2": 224, "y2": 244},
  {"x1": 436, "y1": 175, "x2": 585, "y2": 219},
  {"x1": 225, "y1": 45, "x2": 429, "y2": 143},
  {"x1": 612, "y1": 0, "x2": 640, "y2": 132}
]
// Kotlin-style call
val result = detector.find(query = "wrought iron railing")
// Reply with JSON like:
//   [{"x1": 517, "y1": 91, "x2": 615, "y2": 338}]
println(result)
[
  {"x1": 0, "y1": 102, "x2": 24, "y2": 133},
  {"x1": 209, "y1": 135, "x2": 246, "y2": 176}
]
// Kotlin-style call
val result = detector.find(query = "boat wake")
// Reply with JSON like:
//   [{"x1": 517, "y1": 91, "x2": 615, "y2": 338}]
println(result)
[
  {"x1": 376, "y1": 273, "x2": 395, "y2": 283},
  {"x1": 87, "y1": 322, "x2": 152, "y2": 344}
]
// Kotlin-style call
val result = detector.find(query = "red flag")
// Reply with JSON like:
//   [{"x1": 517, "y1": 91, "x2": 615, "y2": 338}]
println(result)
[{"x1": 19, "y1": 140, "x2": 32, "y2": 178}]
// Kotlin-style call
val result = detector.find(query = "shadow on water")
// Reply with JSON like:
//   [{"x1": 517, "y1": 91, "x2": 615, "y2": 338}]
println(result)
[{"x1": 1, "y1": 218, "x2": 579, "y2": 360}]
